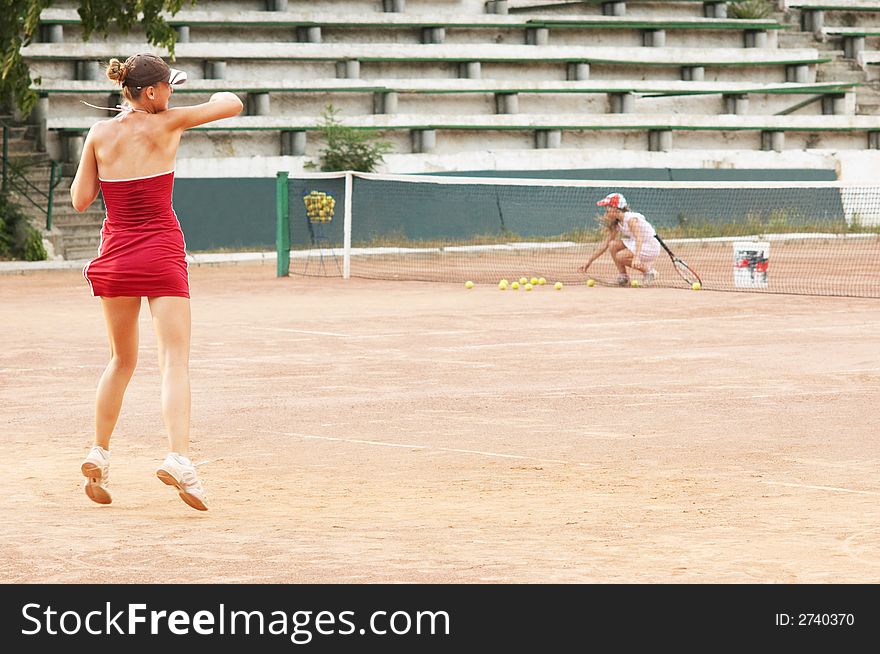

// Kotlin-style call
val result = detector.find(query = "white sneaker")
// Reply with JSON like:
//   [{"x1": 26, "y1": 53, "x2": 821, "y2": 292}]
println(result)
[
  {"x1": 643, "y1": 269, "x2": 659, "y2": 284},
  {"x1": 616, "y1": 274, "x2": 630, "y2": 286},
  {"x1": 156, "y1": 453, "x2": 208, "y2": 511},
  {"x1": 81, "y1": 446, "x2": 111, "y2": 505}
]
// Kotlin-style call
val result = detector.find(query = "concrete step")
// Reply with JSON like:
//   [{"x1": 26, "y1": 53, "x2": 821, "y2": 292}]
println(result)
[
  {"x1": 1, "y1": 124, "x2": 29, "y2": 139},
  {"x1": 9, "y1": 168, "x2": 58, "y2": 193},
  {"x1": 52, "y1": 207, "x2": 103, "y2": 220},
  {"x1": 816, "y1": 61, "x2": 865, "y2": 83},
  {"x1": 52, "y1": 218, "x2": 104, "y2": 231},
  {"x1": 51, "y1": 215, "x2": 104, "y2": 229},
  {"x1": 4, "y1": 173, "x2": 62, "y2": 200},
  {"x1": 52, "y1": 204, "x2": 103, "y2": 218},
  {"x1": 5, "y1": 151, "x2": 52, "y2": 167},
  {"x1": 62, "y1": 233, "x2": 102, "y2": 250},
  {"x1": 778, "y1": 32, "x2": 840, "y2": 52},
  {"x1": 3, "y1": 139, "x2": 37, "y2": 154},
  {"x1": 6, "y1": 174, "x2": 55, "y2": 192},
  {"x1": 63, "y1": 236, "x2": 100, "y2": 250},
  {"x1": 63, "y1": 245, "x2": 98, "y2": 261}
]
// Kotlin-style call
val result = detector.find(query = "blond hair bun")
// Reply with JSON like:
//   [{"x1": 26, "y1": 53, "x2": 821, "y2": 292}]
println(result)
[{"x1": 106, "y1": 58, "x2": 128, "y2": 84}]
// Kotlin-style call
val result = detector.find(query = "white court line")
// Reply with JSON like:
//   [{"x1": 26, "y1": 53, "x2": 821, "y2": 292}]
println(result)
[
  {"x1": 235, "y1": 313, "x2": 877, "y2": 346},
  {"x1": 762, "y1": 481, "x2": 880, "y2": 496},
  {"x1": 441, "y1": 447, "x2": 571, "y2": 464},
  {"x1": 293, "y1": 431, "x2": 429, "y2": 450},
  {"x1": 251, "y1": 327, "x2": 351, "y2": 337},
  {"x1": 261, "y1": 429, "x2": 590, "y2": 467},
  {"x1": 250, "y1": 327, "x2": 475, "y2": 340}
]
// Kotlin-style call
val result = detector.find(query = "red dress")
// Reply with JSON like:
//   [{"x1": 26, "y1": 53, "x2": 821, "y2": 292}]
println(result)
[{"x1": 83, "y1": 170, "x2": 190, "y2": 298}]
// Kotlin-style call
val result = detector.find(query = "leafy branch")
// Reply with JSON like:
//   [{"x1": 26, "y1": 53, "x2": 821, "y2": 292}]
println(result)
[{"x1": 1, "y1": 1, "x2": 193, "y2": 117}]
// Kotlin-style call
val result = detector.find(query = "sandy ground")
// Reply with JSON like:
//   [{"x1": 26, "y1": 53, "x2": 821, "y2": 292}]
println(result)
[{"x1": 1, "y1": 262, "x2": 879, "y2": 583}]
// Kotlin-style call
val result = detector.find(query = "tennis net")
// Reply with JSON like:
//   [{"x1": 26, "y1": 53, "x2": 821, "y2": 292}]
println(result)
[{"x1": 276, "y1": 171, "x2": 880, "y2": 298}]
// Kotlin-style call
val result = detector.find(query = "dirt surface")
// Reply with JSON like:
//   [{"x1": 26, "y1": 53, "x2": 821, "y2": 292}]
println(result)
[{"x1": 1, "y1": 261, "x2": 879, "y2": 583}]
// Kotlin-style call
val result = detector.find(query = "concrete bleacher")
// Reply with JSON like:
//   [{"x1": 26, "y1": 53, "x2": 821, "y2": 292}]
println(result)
[
  {"x1": 38, "y1": 8, "x2": 786, "y2": 49},
  {"x1": 858, "y1": 49, "x2": 880, "y2": 81},
  {"x1": 24, "y1": 0, "x2": 880, "y2": 171},
  {"x1": 47, "y1": 112, "x2": 879, "y2": 155},
  {"x1": 504, "y1": 0, "x2": 730, "y2": 17},
  {"x1": 784, "y1": 1, "x2": 880, "y2": 31},
  {"x1": 782, "y1": 1, "x2": 880, "y2": 81},
  {"x1": 22, "y1": 41, "x2": 828, "y2": 79},
  {"x1": 35, "y1": 78, "x2": 859, "y2": 146}
]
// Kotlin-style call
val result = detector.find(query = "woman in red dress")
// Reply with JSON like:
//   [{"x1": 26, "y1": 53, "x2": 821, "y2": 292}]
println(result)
[{"x1": 70, "y1": 53, "x2": 243, "y2": 511}]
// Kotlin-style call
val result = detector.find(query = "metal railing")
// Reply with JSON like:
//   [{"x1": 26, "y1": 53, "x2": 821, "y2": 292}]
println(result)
[{"x1": 2, "y1": 123, "x2": 62, "y2": 230}]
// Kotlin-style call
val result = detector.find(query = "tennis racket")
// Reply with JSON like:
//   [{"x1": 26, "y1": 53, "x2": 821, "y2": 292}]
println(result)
[{"x1": 654, "y1": 235, "x2": 702, "y2": 287}]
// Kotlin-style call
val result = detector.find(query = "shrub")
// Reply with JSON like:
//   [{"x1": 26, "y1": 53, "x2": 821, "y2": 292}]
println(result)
[
  {"x1": 305, "y1": 105, "x2": 393, "y2": 173},
  {"x1": 0, "y1": 191, "x2": 47, "y2": 261},
  {"x1": 728, "y1": 0, "x2": 774, "y2": 19}
]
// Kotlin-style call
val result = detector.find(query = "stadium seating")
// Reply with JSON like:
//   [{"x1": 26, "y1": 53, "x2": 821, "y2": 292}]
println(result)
[
  {"x1": 504, "y1": 0, "x2": 728, "y2": 15},
  {"x1": 23, "y1": 0, "x2": 880, "y2": 167},
  {"x1": 37, "y1": 8, "x2": 786, "y2": 49},
  {"x1": 784, "y1": 1, "x2": 880, "y2": 32},
  {"x1": 782, "y1": 2, "x2": 880, "y2": 82}
]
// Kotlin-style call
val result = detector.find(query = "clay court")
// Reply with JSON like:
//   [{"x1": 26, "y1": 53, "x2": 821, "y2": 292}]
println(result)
[{"x1": 1, "y1": 262, "x2": 879, "y2": 584}]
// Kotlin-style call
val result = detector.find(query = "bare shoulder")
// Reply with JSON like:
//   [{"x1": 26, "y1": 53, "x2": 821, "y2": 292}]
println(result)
[{"x1": 86, "y1": 118, "x2": 118, "y2": 140}]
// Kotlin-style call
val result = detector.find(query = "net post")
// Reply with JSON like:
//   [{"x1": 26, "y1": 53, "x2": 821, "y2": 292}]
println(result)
[
  {"x1": 275, "y1": 171, "x2": 290, "y2": 277},
  {"x1": 343, "y1": 171, "x2": 353, "y2": 280}
]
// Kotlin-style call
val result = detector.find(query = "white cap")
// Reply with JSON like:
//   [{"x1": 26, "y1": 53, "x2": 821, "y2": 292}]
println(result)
[{"x1": 597, "y1": 192, "x2": 627, "y2": 209}]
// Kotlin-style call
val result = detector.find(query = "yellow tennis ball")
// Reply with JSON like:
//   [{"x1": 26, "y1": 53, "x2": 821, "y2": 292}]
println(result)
[
  {"x1": 530, "y1": 277, "x2": 538, "y2": 286},
  {"x1": 587, "y1": 278, "x2": 595, "y2": 287},
  {"x1": 519, "y1": 277, "x2": 527, "y2": 286},
  {"x1": 631, "y1": 280, "x2": 639, "y2": 288},
  {"x1": 465, "y1": 281, "x2": 474, "y2": 289},
  {"x1": 538, "y1": 277, "x2": 546, "y2": 285},
  {"x1": 511, "y1": 281, "x2": 520, "y2": 290},
  {"x1": 498, "y1": 280, "x2": 508, "y2": 290},
  {"x1": 554, "y1": 281, "x2": 563, "y2": 290},
  {"x1": 524, "y1": 283, "x2": 533, "y2": 291},
  {"x1": 500, "y1": 279, "x2": 509, "y2": 287},
  {"x1": 692, "y1": 282, "x2": 701, "y2": 291}
]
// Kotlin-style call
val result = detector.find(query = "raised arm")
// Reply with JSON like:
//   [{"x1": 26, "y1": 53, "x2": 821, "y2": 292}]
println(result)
[
  {"x1": 70, "y1": 126, "x2": 100, "y2": 212},
  {"x1": 163, "y1": 92, "x2": 244, "y2": 131}
]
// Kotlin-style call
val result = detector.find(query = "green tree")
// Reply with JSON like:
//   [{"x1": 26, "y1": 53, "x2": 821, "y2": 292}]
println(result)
[
  {"x1": 306, "y1": 105, "x2": 393, "y2": 173},
  {"x1": 1, "y1": 1, "x2": 192, "y2": 116}
]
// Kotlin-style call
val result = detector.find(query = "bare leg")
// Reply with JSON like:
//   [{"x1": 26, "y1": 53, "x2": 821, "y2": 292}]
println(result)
[
  {"x1": 609, "y1": 240, "x2": 631, "y2": 274},
  {"x1": 95, "y1": 297, "x2": 141, "y2": 449},
  {"x1": 148, "y1": 296, "x2": 191, "y2": 456}
]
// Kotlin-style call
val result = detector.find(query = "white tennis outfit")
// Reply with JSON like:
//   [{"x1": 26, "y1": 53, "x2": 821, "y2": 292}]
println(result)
[{"x1": 617, "y1": 211, "x2": 660, "y2": 265}]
